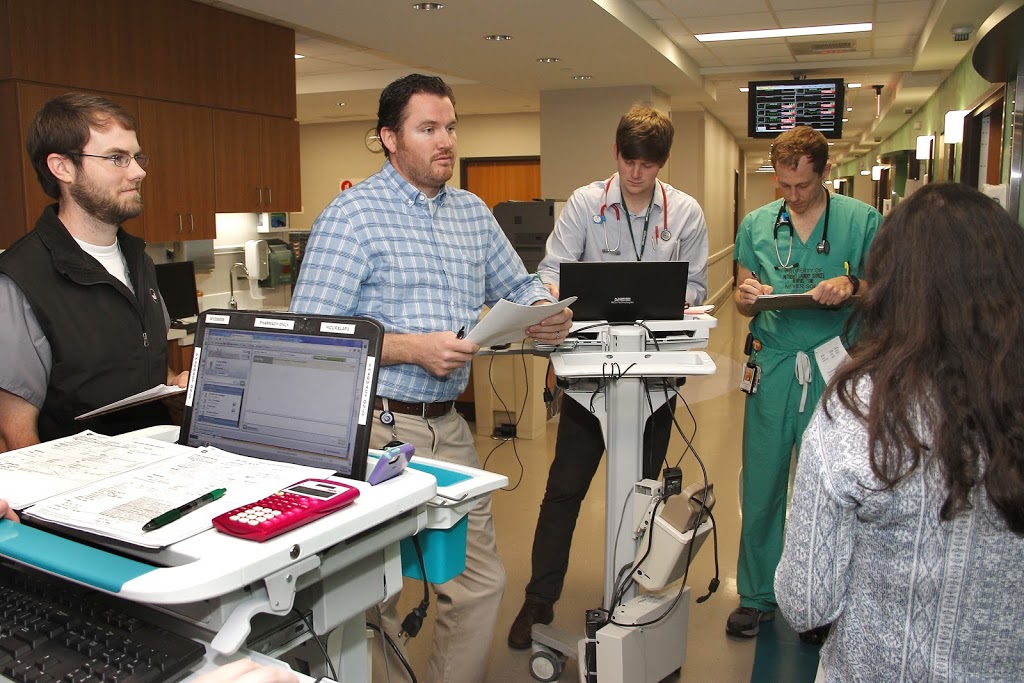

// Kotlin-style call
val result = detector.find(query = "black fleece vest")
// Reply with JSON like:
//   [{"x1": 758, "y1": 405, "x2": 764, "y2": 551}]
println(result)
[{"x1": 0, "y1": 205, "x2": 171, "y2": 441}]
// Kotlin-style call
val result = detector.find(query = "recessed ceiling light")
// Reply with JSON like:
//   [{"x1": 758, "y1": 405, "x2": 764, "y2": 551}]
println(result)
[
  {"x1": 847, "y1": 83, "x2": 862, "y2": 88},
  {"x1": 537, "y1": 57, "x2": 561, "y2": 63},
  {"x1": 572, "y1": 75, "x2": 593, "y2": 80},
  {"x1": 484, "y1": 34, "x2": 513, "y2": 41},
  {"x1": 412, "y1": 2, "x2": 444, "y2": 9},
  {"x1": 695, "y1": 22, "x2": 871, "y2": 42},
  {"x1": 739, "y1": 87, "x2": 749, "y2": 92},
  {"x1": 842, "y1": 118, "x2": 849, "y2": 122},
  {"x1": 294, "y1": 54, "x2": 305, "y2": 59},
  {"x1": 847, "y1": 107, "x2": 854, "y2": 112},
  {"x1": 336, "y1": 102, "x2": 346, "y2": 107}
]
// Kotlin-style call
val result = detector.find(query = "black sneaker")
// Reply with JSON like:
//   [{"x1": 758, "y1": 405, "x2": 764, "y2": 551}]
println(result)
[
  {"x1": 726, "y1": 606, "x2": 775, "y2": 638},
  {"x1": 508, "y1": 599, "x2": 554, "y2": 649}
]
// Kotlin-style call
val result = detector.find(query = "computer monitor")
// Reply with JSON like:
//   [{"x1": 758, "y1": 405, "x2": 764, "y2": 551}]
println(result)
[{"x1": 154, "y1": 261, "x2": 200, "y2": 322}]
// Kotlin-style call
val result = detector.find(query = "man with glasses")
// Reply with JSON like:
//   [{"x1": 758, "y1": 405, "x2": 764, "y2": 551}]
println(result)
[{"x1": 0, "y1": 93, "x2": 187, "y2": 452}]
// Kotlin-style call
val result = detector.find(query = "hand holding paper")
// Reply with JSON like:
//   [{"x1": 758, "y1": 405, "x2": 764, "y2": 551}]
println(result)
[{"x1": 465, "y1": 297, "x2": 576, "y2": 348}]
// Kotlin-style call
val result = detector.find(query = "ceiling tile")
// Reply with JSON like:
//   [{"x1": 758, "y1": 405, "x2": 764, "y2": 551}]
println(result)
[
  {"x1": 660, "y1": 0, "x2": 769, "y2": 17},
  {"x1": 635, "y1": 0, "x2": 675, "y2": 20},
  {"x1": 774, "y1": 7, "x2": 873, "y2": 25},
  {"x1": 684, "y1": 13, "x2": 778, "y2": 33},
  {"x1": 874, "y1": 1, "x2": 932, "y2": 22},
  {"x1": 872, "y1": 34, "x2": 915, "y2": 50},
  {"x1": 768, "y1": 0, "x2": 872, "y2": 9}
]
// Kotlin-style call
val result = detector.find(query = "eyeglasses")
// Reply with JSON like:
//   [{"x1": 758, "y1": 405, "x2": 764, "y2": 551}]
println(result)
[{"x1": 68, "y1": 152, "x2": 150, "y2": 168}]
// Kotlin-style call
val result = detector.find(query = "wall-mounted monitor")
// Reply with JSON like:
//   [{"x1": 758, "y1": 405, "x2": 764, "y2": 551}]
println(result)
[{"x1": 748, "y1": 78, "x2": 844, "y2": 139}]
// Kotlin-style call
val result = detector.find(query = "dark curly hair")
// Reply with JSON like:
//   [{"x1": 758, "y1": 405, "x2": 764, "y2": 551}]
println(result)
[{"x1": 828, "y1": 182, "x2": 1024, "y2": 534}]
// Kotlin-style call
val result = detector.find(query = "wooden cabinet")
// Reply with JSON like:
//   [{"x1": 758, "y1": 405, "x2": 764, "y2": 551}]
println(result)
[
  {"x1": 137, "y1": 101, "x2": 215, "y2": 243},
  {"x1": 0, "y1": 0, "x2": 299, "y2": 248},
  {"x1": 213, "y1": 111, "x2": 301, "y2": 213},
  {"x1": 2, "y1": 0, "x2": 294, "y2": 118},
  {"x1": 208, "y1": 13, "x2": 297, "y2": 119}
]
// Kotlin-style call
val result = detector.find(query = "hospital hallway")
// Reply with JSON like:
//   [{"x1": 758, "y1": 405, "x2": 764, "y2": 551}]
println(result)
[{"x1": 388, "y1": 300, "x2": 823, "y2": 683}]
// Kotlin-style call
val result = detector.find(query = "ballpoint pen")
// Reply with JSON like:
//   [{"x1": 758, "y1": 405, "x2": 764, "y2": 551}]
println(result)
[
  {"x1": 456, "y1": 326, "x2": 466, "y2": 339},
  {"x1": 142, "y1": 488, "x2": 227, "y2": 532}
]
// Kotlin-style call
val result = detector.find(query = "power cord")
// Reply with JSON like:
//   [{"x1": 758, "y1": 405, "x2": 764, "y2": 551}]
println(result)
[
  {"x1": 481, "y1": 349, "x2": 526, "y2": 490},
  {"x1": 398, "y1": 535, "x2": 430, "y2": 641},
  {"x1": 695, "y1": 509, "x2": 720, "y2": 603},
  {"x1": 292, "y1": 608, "x2": 338, "y2": 682},
  {"x1": 366, "y1": 617, "x2": 418, "y2": 683}
]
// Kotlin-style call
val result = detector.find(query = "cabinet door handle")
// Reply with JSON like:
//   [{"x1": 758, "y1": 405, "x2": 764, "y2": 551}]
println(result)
[
  {"x1": 265, "y1": 187, "x2": 272, "y2": 207},
  {"x1": 189, "y1": 213, "x2": 195, "y2": 233},
  {"x1": 257, "y1": 187, "x2": 263, "y2": 208},
  {"x1": 176, "y1": 214, "x2": 183, "y2": 234}
]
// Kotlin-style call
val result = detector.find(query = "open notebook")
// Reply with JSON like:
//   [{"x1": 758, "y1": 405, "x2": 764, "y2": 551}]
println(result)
[{"x1": 179, "y1": 309, "x2": 384, "y2": 481}]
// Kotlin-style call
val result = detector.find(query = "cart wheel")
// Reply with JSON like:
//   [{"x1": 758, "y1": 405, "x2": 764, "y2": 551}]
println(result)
[{"x1": 529, "y1": 650, "x2": 563, "y2": 682}]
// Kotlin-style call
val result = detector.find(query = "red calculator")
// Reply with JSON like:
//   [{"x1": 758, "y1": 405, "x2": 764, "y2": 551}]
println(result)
[{"x1": 212, "y1": 478, "x2": 360, "y2": 542}]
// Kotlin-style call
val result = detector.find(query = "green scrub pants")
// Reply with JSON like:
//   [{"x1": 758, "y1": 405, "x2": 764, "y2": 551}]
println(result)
[{"x1": 737, "y1": 344, "x2": 826, "y2": 612}]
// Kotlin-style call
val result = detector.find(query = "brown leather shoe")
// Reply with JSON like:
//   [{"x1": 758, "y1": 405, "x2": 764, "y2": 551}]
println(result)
[{"x1": 508, "y1": 599, "x2": 554, "y2": 649}]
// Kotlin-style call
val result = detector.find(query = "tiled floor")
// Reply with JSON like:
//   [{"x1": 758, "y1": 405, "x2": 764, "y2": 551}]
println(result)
[{"x1": 388, "y1": 303, "x2": 816, "y2": 682}]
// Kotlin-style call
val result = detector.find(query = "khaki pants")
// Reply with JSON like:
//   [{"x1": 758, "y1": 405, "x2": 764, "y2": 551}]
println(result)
[{"x1": 369, "y1": 408, "x2": 506, "y2": 683}]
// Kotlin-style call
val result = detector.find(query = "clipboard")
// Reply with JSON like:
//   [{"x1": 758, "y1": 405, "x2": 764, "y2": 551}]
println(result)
[{"x1": 751, "y1": 294, "x2": 860, "y2": 313}]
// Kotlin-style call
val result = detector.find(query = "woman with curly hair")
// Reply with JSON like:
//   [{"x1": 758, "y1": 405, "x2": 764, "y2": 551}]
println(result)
[{"x1": 776, "y1": 182, "x2": 1024, "y2": 681}]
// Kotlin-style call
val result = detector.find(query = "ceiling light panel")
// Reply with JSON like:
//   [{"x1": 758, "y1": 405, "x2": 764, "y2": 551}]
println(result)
[{"x1": 696, "y1": 23, "x2": 872, "y2": 42}]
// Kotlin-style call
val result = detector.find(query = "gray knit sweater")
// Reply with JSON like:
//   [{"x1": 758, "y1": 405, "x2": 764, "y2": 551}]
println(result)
[{"x1": 775, "y1": 383, "x2": 1024, "y2": 682}]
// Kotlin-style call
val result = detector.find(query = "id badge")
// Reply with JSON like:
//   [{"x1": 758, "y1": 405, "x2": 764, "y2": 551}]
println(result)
[{"x1": 739, "y1": 361, "x2": 761, "y2": 394}]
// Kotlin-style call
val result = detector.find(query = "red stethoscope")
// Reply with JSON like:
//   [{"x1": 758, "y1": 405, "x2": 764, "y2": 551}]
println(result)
[{"x1": 592, "y1": 175, "x2": 669, "y2": 258}]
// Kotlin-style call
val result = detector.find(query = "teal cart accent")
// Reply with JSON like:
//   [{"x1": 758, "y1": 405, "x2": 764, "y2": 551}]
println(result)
[
  {"x1": 0, "y1": 520, "x2": 157, "y2": 593},
  {"x1": 400, "y1": 462, "x2": 473, "y2": 583}
]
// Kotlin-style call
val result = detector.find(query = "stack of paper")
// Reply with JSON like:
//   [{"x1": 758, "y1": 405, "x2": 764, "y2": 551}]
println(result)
[{"x1": 0, "y1": 432, "x2": 336, "y2": 549}]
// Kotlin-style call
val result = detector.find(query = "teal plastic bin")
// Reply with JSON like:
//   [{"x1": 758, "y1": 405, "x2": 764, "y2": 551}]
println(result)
[{"x1": 400, "y1": 461, "x2": 473, "y2": 583}]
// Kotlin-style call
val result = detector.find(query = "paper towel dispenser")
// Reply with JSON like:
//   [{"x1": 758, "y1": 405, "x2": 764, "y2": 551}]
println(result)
[{"x1": 244, "y1": 239, "x2": 270, "y2": 281}]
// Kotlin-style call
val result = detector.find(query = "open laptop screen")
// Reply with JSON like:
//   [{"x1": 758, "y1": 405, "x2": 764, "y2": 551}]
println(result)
[
  {"x1": 559, "y1": 261, "x2": 689, "y2": 322},
  {"x1": 179, "y1": 311, "x2": 382, "y2": 480}
]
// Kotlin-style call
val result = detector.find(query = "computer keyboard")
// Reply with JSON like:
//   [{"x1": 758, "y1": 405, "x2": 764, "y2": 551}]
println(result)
[{"x1": 0, "y1": 563, "x2": 205, "y2": 683}]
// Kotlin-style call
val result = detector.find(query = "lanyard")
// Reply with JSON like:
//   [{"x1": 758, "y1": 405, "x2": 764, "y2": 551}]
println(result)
[{"x1": 622, "y1": 191, "x2": 655, "y2": 261}]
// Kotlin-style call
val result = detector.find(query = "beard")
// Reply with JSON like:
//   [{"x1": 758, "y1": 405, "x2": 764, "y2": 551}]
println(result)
[
  {"x1": 392, "y1": 137, "x2": 454, "y2": 193},
  {"x1": 70, "y1": 176, "x2": 144, "y2": 226}
]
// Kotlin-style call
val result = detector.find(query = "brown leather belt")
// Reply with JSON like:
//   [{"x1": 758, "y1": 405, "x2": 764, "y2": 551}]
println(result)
[{"x1": 374, "y1": 397, "x2": 455, "y2": 419}]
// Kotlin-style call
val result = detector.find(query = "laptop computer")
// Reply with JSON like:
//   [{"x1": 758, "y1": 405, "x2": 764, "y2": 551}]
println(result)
[
  {"x1": 559, "y1": 261, "x2": 689, "y2": 322},
  {"x1": 178, "y1": 309, "x2": 383, "y2": 481}
]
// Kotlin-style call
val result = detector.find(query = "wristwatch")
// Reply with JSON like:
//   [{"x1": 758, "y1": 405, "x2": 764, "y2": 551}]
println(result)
[{"x1": 846, "y1": 273, "x2": 860, "y2": 295}]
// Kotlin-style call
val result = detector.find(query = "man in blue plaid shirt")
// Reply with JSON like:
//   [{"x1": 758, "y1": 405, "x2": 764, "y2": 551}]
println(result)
[{"x1": 291, "y1": 74, "x2": 572, "y2": 683}]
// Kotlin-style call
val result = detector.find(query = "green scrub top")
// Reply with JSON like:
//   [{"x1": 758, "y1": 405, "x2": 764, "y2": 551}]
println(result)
[{"x1": 734, "y1": 192, "x2": 881, "y2": 352}]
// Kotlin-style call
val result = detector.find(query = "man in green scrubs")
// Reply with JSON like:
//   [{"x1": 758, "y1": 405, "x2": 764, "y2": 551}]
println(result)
[{"x1": 728, "y1": 126, "x2": 881, "y2": 640}]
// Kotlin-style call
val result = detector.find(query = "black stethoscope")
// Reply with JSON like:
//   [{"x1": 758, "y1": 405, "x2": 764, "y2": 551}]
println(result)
[
  {"x1": 773, "y1": 183, "x2": 831, "y2": 270},
  {"x1": 592, "y1": 175, "x2": 670, "y2": 258}
]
